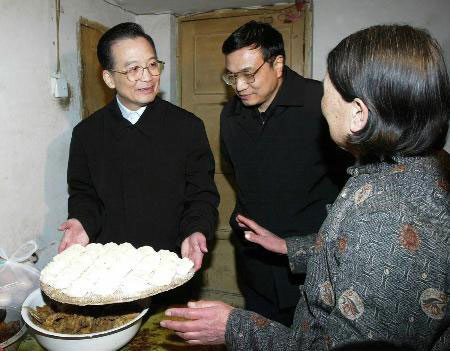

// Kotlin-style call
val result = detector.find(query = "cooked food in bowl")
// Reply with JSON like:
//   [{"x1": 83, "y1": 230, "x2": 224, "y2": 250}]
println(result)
[
  {"x1": 22, "y1": 289, "x2": 149, "y2": 351},
  {"x1": 27, "y1": 304, "x2": 139, "y2": 334}
]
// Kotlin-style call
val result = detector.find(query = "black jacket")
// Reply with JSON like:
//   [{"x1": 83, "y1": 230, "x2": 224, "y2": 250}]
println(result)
[
  {"x1": 67, "y1": 97, "x2": 219, "y2": 252},
  {"x1": 220, "y1": 67, "x2": 349, "y2": 308}
]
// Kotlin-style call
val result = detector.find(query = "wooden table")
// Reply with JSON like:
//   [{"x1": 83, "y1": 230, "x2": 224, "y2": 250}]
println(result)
[{"x1": 18, "y1": 306, "x2": 226, "y2": 351}]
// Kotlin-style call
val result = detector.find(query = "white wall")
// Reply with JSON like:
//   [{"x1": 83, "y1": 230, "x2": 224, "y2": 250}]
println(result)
[
  {"x1": 0, "y1": 0, "x2": 133, "y2": 268},
  {"x1": 137, "y1": 14, "x2": 177, "y2": 103},
  {"x1": 312, "y1": 0, "x2": 450, "y2": 151}
]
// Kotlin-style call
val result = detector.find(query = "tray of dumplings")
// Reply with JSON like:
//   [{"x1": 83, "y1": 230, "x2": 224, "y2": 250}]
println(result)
[{"x1": 40, "y1": 243, "x2": 194, "y2": 306}]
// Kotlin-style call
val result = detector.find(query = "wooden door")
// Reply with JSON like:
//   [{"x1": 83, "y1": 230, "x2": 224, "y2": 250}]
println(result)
[
  {"x1": 79, "y1": 19, "x2": 114, "y2": 119},
  {"x1": 179, "y1": 5, "x2": 311, "y2": 305}
]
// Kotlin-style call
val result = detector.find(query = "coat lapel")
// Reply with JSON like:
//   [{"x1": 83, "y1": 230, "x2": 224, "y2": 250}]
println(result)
[
  {"x1": 104, "y1": 97, "x2": 166, "y2": 141},
  {"x1": 134, "y1": 97, "x2": 166, "y2": 138},
  {"x1": 104, "y1": 99, "x2": 131, "y2": 141},
  {"x1": 230, "y1": 98, "x2": 260, "y2": 142},
  {"x1": 228, "y1": 66, "x2": 308, "y2": 142}
]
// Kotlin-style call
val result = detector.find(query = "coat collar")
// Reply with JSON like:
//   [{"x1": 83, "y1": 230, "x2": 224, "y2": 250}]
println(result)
[
  {"x1": 105, "y1": 96, "x2": 165, "y2": 140},
  {"x1": 227, "y1": 66, "x2": 309, "y2": 140},
  {"x1": 272, "y1": 65, "x2": 308, "y2": 108},
  {"x1": 230, "y1": 65, "x2": 308, "y2": 118},
  {"x1": 348, "y1": 151, "x2": 450, "y2": 179}
]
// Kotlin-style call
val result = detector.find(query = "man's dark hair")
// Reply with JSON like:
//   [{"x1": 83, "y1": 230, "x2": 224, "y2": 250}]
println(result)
[
  {"x1": 327, "y1": 24, "x2": 450, "y2": 159},
  {"x1": 222, "y1": 20, "x2": 285, "y2": 61},
  {"x1": 97, "y1": 22, "x2": 156, "y2": 70}
]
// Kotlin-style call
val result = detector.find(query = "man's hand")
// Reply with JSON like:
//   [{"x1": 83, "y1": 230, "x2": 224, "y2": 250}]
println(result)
[
  {"x1": 160, "y1": 300, "x2": 233, "y2": 345},
  {"x1": 57, "y1": 218, "x2": 89, "y2": 253},
  {"x1": 236, "y1": 214, "x2": 287, "y2": 254},
  {"x1": 181, "y1": 232, "x2": 207, "y2": 271}
]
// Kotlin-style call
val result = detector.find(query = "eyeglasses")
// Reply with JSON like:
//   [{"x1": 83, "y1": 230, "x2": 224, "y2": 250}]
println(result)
[
  {"x1": 222, "y1": 60, "x2": 268, "y2": 86},
  {"x1": 111, "y1": 60, "x2": 165, "y2": 82}
]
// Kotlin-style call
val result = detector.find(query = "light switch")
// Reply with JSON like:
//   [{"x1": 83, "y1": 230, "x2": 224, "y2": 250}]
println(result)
[{"x1": 51, "y1": 76, "x2": 68, "y2": 98}]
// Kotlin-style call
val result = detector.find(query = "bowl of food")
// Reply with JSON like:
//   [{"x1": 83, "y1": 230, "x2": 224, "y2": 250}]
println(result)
[
  {"x1": 0, "y1": 306, "x2": 27, "y2": 351},
  {"x1": 21, "y1": 289, "x2": 148, "y2": 351}
]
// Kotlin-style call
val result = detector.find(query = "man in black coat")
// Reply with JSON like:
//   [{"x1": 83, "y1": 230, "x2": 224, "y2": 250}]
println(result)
[
  {"x1": 57, "y1": 22, "x2": 219, "y2": 272},
  {"x1": 220, "y1": 21, "x2": 348, "y2": 326}
]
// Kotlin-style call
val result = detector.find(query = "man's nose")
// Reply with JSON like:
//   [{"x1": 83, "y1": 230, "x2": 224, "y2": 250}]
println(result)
[
  {"x1": 140, "y1": 67, "x2": 153, "y2": 82},
  {"x1": 235, "y1": 76, "x2": 248, "y2": 92}
]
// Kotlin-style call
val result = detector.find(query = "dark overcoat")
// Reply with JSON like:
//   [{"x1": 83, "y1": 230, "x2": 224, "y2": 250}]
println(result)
[
  {"x1": 67, "y1": 96, "x2": 219, "y2": 252},
  {"x1": 220, "y1": 67, "x2": 348, "y2": 309}
]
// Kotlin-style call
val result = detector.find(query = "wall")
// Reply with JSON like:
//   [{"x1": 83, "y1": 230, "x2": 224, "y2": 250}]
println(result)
[
  {"x1": 0, "y1": 0, "x2": 133, "y2": 268},
  {"x1": 312, "y1": 0, "x2": 450, "y2": 151},
  {"x1": 137, "y1": 14, "x2": 177, "y2": 103}
]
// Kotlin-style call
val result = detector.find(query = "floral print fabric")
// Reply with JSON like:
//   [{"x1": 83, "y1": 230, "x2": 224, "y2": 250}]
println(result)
[{"x1": 225, "y1": 152, "x2": 450, "y2": 351}]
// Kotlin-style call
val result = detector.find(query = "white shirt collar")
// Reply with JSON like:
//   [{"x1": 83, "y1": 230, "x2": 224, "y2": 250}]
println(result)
[{"x1": 116, "y1": 96, "x2": 147, "y2": 124}]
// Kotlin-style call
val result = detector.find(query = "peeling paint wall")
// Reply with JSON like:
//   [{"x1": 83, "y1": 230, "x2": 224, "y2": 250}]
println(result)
[{"x1": 0, "y1": 0, "x2": 133, "y2": 268}]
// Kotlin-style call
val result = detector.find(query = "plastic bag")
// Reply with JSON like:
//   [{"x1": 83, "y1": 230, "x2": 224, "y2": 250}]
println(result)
[{"x1": 0, "y1": 240, "x2": 40, "y2": 309}]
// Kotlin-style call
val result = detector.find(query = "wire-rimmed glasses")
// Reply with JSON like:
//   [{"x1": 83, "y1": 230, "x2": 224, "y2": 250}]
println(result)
[
  {"x1": 111, "y1": 60, "x2": 165, "y2": 82},
  {"x1": 222, "y1": 60, "x2": 268, "y2": 86}
]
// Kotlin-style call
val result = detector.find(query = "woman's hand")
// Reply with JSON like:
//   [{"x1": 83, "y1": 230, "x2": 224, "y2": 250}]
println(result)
[
  {"x1": 236, "y1": 214, "x2": 287, "y2": 254},
  {"x1": 160, "y1": 300, "x2": 233, "y2": 345}
]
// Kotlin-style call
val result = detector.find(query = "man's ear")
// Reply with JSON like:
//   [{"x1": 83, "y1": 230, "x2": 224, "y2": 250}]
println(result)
[
  {"x1": 350, "y1": 98, "x2": 368, "y2": 133},
  {"x1": 102, "y1": 70, "x2": 116, "y2": 89},
  {"x1": 272, "y1": 55, "x2": 284, "y2": 78}
]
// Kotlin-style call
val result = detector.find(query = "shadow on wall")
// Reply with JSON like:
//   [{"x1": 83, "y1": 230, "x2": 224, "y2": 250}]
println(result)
[
  {"x1": 38, "y1": 122, "x2": 72, "y2": 270},
  {"x1": 38, "y1": 126, "x2": 70, "y2": 269},
  {"x1": 38, "y1": 56, "x2": 75, "y2": 270}
]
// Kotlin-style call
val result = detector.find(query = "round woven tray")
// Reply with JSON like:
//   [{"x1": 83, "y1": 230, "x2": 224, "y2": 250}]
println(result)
[{"x1": 40, "y1": 270, "x2": 195, "y2": 306}]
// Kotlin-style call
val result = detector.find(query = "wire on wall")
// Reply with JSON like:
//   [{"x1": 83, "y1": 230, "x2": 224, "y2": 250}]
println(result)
[
  {"x1": 50, "y1": 0, "x2": 68, "y2": 98},
  {"x1": 55, "y1": 0, "x2": 60, "y2": 74}
]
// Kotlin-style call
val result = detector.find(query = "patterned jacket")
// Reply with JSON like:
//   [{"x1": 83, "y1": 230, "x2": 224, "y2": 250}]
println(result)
[{"x1": 225, "y1": 152, "x2": 450, "y2": 350}]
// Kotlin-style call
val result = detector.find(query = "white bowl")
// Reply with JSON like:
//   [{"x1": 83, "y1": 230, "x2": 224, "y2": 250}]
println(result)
[{"x1": 21, "y1": 289, "x2": 148, "y2": 351}]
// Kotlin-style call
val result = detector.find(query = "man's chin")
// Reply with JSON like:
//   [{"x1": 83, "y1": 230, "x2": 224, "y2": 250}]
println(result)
[
  {"x1": 138, "y1": 95, "x2": 157, "y2": 105},
  {"x1": 240, "y1": 98, "x2": 258, "y2": 107}
]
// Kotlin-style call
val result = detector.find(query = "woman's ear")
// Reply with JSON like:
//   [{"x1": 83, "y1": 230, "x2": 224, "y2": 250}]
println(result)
[
  {"x1": 273, "y1": 55, "x2": 284, "y2": 78},
  {"x1": 102, "y1": 70, "x2": 116, "y2": 89},
  {"x1": 350, "y1": 98, "x2": 368, "y2": 133}
]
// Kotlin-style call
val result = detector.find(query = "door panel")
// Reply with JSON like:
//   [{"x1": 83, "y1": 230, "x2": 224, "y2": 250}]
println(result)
[
  {"x1": 194, "y1": 33, "x2": 230, "y2": 94},
  {"x1": 79, "y1": 19, "x2": 114, "y2": 119},
  {"x1": 193, "y1": 102, "x2": 224, "y2": 172},
  {"x1": 214, "y1": 173, "x2": 237, "y2": 233}
]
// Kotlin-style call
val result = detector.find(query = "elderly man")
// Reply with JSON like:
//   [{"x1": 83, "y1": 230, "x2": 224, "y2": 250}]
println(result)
[{"x1": 57, "y1": 22, "x2": 219, "y2": 272}]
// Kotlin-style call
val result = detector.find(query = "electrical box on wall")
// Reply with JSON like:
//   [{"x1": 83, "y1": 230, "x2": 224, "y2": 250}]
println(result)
[{"x1": 51, "y1": 74, "x2": 68, "y2": 98}]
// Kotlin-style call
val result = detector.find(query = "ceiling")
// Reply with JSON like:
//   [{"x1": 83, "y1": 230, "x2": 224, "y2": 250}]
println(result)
[{"x1": 106, "y1": 0, "x2": 295, "y2": 15}]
